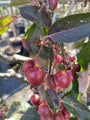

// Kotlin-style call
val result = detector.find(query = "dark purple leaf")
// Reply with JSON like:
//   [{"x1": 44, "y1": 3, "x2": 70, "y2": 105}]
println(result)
[
  {"x1": 48, "y1": 23, "x2": 90, "y2": 43},
  {"x1": 20, "y1": 5, "x2": 52, "y2": 28},
  {"x1": 45, "y1": 89, "x2": 60, "y2": 111},
  {"x1": 30, "y1": 45, "x2": 53, "y2": 60},
  {"x1": 63, "y1": 95, "x2": 90, "y2": 119},
  {"x1": 24, "y1": 23, "x2": 41, "y2": 45},
  {"x1": 49, "y1": 12, "x2": 90, "y2": 34}
]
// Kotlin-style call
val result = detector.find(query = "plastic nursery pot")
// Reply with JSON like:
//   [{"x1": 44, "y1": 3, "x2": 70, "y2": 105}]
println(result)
[
  {"x1": 9, "y1": 37, "x2": 22, "y2": 47},
  {"x1": 4, "y1": 47, "x2": 21, "y2": 56}
]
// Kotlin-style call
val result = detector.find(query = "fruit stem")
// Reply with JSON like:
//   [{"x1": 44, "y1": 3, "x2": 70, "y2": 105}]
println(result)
[
  {"x1": 56, "y1": 65, "x2": 59, "y2": 73},
  {"x1": 41, "y1": 84, "x2": 45, "y2": 104},
  {"x1": 48, "y1": 46, "x2": 52, "y2": 74},
  {"x1": 53, "y1": 42, "x2": 59, "y2": 54},
  {"x1": 50, "y1": 42, "x2": 59, "y2": 73},
  {"x1": 29, "y1": 0, "x2": 39, "y2": 6},
  {"x1": 34, "y1": 45, "x2": 43, "y2": 65},
  {"x1": 49, "y1": 60, "x2": 52, "y2": 74}
]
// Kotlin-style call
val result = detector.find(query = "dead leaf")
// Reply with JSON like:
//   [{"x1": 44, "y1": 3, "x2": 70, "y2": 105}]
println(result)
[
  {"x1": 37, "y1": 57, "x2": 48, "y2": 69},
  {"x1": 78, "y1": 63, "x2": 90, "y2": 98}
]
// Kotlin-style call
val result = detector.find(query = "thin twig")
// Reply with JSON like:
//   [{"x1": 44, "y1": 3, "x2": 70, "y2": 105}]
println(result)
[
  {"x1": 64, "y1": 0, "x2": 75, "y2": 17},
  {"x1": 0, "y1": 51, "x2": 31, "y2": 64},
  {"x1": 0, "y1": 69, "x2": 28, "y2": 84}
]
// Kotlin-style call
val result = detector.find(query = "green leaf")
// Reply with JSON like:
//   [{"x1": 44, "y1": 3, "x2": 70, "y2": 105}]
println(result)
[
  {"x1": 63, "y1": 73, "x2": 79, "y2": 99},
  {"x1": 63, "y1": 95, "x2": 90, "y2": 120},
  {"x1": 70, "y1": 73, "x2": 79, "y2": 99},
  {"x1": 69, "y1": 117, "x2": 78, "y2": 120},
  {"x1": 0, "y1": 15, "x2": 15, "y2": 35},
  {"x1": 0, "y1": 99, "x2": 6, "y2": 105},
  {"x1": 77, "y1": 92, "x2": 83, "y2": 102},
  {"x1": 6, "y1": 101, "x2": 40, "y2": 120},
  {"x1": 40, "y1": 27, "x2": 48, "y2": 38},
  {"x1": 77, "y1": 39, "x2": 90, "y2": 71},
  {"x1": 60, "y1": 43, "x2": 64, "y2": 54},
  {"x1": 74, "y1": 39, "x2": 86, "y2": 49},
  {"x1": 24, "y1": 23, "x2": 41, "y2": 45},
  {"x1": 10, "y1": 0, "x2": 30, "y2": 6},
  {"x1": 20, "y1": 5, "x2": 51, "y2": 28},
  {"x1": 6, "y1": 114, "x2": 23, "y2": 120},
  {"x1": 30, "y1": 45, "x2": 53, "y2": 61},
  {"x1": 49, "y1": 12, "x2": 90, "y2": 34},
  {"x1": 57, "y1": 64, "x2": 65, "y2": 71}
]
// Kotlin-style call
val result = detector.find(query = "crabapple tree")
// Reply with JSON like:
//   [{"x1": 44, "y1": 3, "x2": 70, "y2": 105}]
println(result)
[{"x1": 0, "y1": 0, "x2": 90, "y2": 120}]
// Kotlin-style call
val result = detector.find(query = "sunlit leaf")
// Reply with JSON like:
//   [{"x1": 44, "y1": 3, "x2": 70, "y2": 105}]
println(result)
[
  {"x1": 77, "y1": 39, "x2": 90, "y2": 71},
  {"x1": 24, "y1": 23, "x2": 41, "y2": 45},
  {"x1": 0, "y1": 15, "x2": 15, "y2": 35},
  {"x1": 57, "y1": 64, "x2": 65, "y2": 71},
  {"x1": 10, "y1": 0, "x2": 30, "y2": 6},
  {"x1": 40, "y1": 27, "x2": 48, "y2": 38},
  {"x1": 6, "y1": 101, "x2": 40, "y2": 120},
  {"x1": 6, "y1": 114, "x2": 23, "y2": 120}
]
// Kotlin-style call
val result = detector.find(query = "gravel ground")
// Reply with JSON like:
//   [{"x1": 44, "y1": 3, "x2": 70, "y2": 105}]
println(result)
[{"x1": 0, "y1": 37, "x2": 33, "y2": 108}]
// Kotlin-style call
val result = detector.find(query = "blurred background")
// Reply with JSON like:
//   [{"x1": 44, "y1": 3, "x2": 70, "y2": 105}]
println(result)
[{"x1": 0, "y1": 1, "x2": 90, "y2": 119}]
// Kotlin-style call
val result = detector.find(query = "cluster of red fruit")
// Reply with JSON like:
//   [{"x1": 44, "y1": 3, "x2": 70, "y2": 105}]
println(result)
[
  {"x1": 22, "y1": 57, "x2": 80, "y2": 90},
  {"x1": 22, "y1": 36, "x2": 81, "y2": 120},
  {"x1": 44, "y1": 50, "x2": 81, "y2": 90},
  {"x1": 55, "y1": 53, "x2": 80, "y2": 73},
  {"x1": 22, "y1": 42, "x2": 80, "y2": 89},
  {"x1": 30, "y1": 93, "x2": 70, "y2": 120},
  {"x1": 22, "y1": 59, "x2": 45, "y2": 86},
  {"x1": 49, "y1": 53, "x2": 81, "y2": 90},
  {"x1": 0, "y1": 103, "x2": 8, "y2": 119}
]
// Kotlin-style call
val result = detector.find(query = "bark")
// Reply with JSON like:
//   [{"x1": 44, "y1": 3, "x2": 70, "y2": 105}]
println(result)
[
  {"x1": 0, "y1": 51, "x2": 32, "y2": 64},
  {"x1": 0, "y1": 69, "x2": 28, "y2": 84}
]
